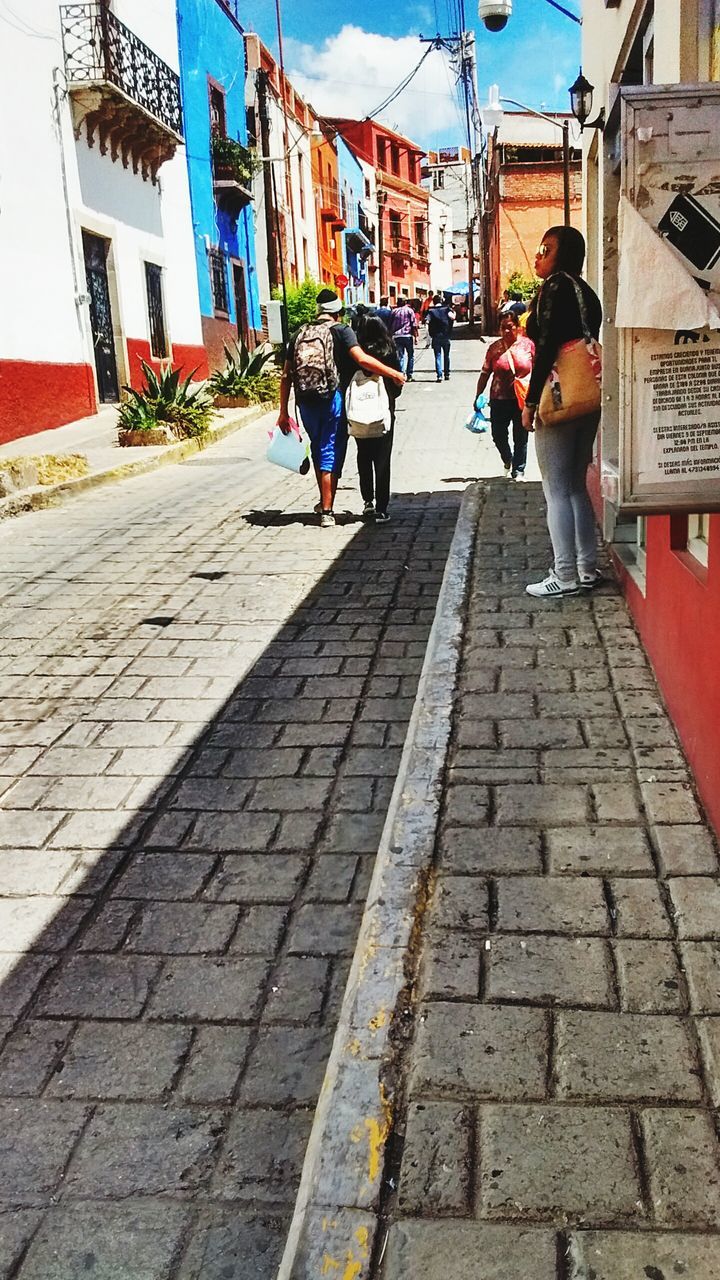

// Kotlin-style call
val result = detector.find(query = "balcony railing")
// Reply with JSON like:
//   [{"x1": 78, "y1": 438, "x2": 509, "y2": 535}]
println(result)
[
  {"x1": 60, "y1": 3, "x2": 183, "y2": 180},
  {"x1": 389, "y1": 235, "x2": 411, "y2": 255}
]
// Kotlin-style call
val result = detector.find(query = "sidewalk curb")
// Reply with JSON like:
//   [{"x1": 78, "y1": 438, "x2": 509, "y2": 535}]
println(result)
[
  {"x1": 0, "y1": 403, "x2": 271, "y2": 521},
  {"x1": 277, "y1": 482, "x2": 482, "y2": 1280}
]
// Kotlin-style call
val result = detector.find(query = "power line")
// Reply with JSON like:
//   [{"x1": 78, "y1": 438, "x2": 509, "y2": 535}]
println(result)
[{"x1": 363, "y1": 41, "x2": 438, "y2": 122}]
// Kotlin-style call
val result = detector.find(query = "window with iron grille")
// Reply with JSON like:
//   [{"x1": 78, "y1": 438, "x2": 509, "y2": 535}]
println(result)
[
  {"x1": 144, "y1": 262, "x2": 168, "y2": 358},
  {"x1": 209, "y1": 248, "x2": 229, "y2": 314}
]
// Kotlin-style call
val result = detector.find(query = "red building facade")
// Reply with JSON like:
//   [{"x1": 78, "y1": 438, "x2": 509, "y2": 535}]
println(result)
[{"x1": 330, "y1": 119, "x2": 431, "y2": 301}]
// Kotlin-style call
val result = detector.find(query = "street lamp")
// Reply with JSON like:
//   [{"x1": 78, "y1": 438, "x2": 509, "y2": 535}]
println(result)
[
  {"x1": 569, "y1": 68, "x2": 605, "y2": 133},
  {"x1": 481, "y1": 85, "x2": 573, "y2": 226}
]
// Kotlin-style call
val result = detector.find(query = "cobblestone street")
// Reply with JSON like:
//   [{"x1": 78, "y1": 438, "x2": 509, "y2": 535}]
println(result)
[
  {"x1": 383, "y1": 481, "x2": 720, "y2": 1280},
  {"x1": 0, "y1": 336, "x2": 515, "y2": 1278}
]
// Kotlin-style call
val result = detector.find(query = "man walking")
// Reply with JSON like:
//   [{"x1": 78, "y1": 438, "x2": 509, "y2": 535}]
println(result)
[
  {"x1": 390, "y1": 297, "x2": 418, "y2": 380},
  {"x1": 278, "y1": 289, "x2": 404, "y2": 527},
  {"x1": 375, "y1": 296, "x2": 393, "y2": 330},
  {"x1": 426, "y1": 293, "x2": 455, "y2": 382}
]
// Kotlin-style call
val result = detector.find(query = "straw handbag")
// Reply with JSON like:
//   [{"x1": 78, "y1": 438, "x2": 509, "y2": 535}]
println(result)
[{"x1": 538, "y1": 275, "x2": 602, "y2": 426}]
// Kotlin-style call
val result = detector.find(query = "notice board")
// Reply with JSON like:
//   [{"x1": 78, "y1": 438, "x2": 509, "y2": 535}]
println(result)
[{"x1": 618, "y1": 84, "x2": 720, "y2": 512}]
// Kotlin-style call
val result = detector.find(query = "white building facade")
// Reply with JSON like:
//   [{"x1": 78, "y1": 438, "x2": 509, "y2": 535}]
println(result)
[
  {"x1": 245, "y1": 34, "x2": 320, "y2": 311},
  {"x1": 422, "y1": 146, "x2": 475, "y2": 285},
  {"x1": 427, "y1": 194, "x2": 453, "y2": 292},
  {"x1": 0, "y1": 0, "x2": 205, "y2": 445}
]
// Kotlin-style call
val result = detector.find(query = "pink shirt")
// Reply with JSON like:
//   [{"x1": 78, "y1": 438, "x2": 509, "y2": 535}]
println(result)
[{"x1": 483, "y1": 334, "x2": 534, "y2": 400}]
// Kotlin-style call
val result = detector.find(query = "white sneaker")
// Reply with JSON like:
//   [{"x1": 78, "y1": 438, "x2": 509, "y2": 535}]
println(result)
[
  {"x1": 362, "y1": 501, "x2": 375, "y2": 518},
  {"x1": 313, "y1": 501, "x2": 323, "y2": 515},
  {"x1": 526, "y1": 571, "x2": 579, "y2": 598},
  {"x1": 319, "y1": 511, "x2": 335, "y2": 528},
  {"x1": 579, "y1": 569, "x2": 604, "y2": 590},
  {"x1": 504, "y1": 463, "x2": 512, "y2": 477}
]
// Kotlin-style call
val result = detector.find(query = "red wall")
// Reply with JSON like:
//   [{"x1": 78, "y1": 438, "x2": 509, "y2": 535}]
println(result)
[
  {"x1": 0, "y1": 360, "x2": 96, "y2": 445},
  {"x1": 613, "y1": 514, "x2": 720, "y2": 837},
  {"x1": 126, "y1": 340, "x2": 209, "y2": 390}
]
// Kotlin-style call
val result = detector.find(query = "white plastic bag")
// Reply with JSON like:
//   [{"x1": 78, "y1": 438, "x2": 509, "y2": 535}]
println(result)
[{"x1": 266, "y1": 419, "x2": 311, "y2": 474}]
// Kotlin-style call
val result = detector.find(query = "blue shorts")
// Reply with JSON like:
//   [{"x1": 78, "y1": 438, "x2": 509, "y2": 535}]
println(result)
[{"x1": 297, "y1": 390, "x2": 348, "y2": 475}]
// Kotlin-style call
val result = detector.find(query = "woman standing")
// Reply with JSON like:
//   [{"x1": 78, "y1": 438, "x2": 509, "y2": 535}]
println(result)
[
  {"x1": 522, "y1": 226, "x2": 603, "y2": 598},
  {"x1": 353, "y1": 314, "x2": 402, "y2": 524},
  {"x1": 476, "y1": 313, "x2": 534, "y2": 480}
]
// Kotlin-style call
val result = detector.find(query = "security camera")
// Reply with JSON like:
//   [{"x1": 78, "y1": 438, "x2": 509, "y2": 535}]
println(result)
[{"x1": 478, "y1": 0, "x2": 512, "y2": 31}]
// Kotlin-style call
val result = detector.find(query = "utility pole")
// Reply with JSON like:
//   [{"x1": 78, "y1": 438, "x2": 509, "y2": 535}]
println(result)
[
  {"x1": 562, "y1": 118, "x2": 571, "y2": 226},
  {"x1": 422, "y1": 29, "x2": 484, "y2": 328}
]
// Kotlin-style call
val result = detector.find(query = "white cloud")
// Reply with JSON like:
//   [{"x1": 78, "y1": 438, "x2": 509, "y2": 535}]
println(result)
[{"x1": 285, "y1": 26, "x2": 463, "y2": 148}]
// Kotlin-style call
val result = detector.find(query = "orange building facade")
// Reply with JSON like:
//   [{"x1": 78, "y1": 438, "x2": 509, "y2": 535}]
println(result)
[
  {"x1": 311, "y1": 129, "x2": 345, "y2": 289},
  {"x1": 330, "y1": 118, "x2": 431, "y2": 301},
  {"x1": 485, "y1": 113, "x2": 582, "y2": 321}
]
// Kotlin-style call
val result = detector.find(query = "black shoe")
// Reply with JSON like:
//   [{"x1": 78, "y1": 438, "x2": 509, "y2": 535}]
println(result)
[
  {"x1": 444, "y1": 375, "x2": 450, "y2": 381},
  {"x1": 407, "y1": 375, "x2": 414, "y2": 382},
  {"x1": 436, "y1": 376, "x2": 442, "y2": 383}
]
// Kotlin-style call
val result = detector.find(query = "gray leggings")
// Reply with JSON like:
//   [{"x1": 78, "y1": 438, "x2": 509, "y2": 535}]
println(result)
[{"x1": 534, "y1": 411, "x2": 600, "y2": 582}]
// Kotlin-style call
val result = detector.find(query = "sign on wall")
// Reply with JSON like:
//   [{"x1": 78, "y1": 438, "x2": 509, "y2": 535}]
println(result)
[{"x1": 618, "y1": 85, "x2": 720, "y2": 512}]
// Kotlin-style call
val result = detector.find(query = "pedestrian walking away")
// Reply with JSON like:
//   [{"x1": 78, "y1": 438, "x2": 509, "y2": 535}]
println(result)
[
  {"x1": 391, "y1": 298, "x2": 418, "y2": 380},
  {"x1": 352, "y1": 313, "x2": 402, "y2": 523},
  {"x1": 375, "y1": 295, "x2": 393, "y2": 332},
  {"x1": 427, "y1": 292, "x2": 455, "y2": 382},
  {"x1": 278, "y1": 289, "x2": 405, "y2": 526},
  {"x1": 476, "y1": 312, "x2": 534, "y2": 480},
  {"x1": 522, "y1": 225, "x2": 603, "y2": 597}
]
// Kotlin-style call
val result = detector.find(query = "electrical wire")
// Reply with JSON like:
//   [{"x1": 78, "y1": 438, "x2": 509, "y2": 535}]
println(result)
[{"x1": 363, "y1": 42, "x2": 438, "y2": 122}]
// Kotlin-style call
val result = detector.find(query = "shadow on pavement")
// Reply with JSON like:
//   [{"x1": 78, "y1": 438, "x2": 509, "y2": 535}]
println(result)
[{"x1": 0, "y1": 488, "x2": 461, "y2": 1278}]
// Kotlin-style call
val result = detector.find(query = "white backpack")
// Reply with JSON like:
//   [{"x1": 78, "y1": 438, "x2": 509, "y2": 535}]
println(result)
[{"x1": 345, "y1": 370, "x2": 391, "y2": 438}]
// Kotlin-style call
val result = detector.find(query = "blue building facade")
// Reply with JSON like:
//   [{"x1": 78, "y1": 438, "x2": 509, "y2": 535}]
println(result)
[
  {"x1": 337, "y1": 138, "x2": 372, "y2": 308},
  {"x1": 176, "y1": 0, "x2": 261, "y2": 370}
]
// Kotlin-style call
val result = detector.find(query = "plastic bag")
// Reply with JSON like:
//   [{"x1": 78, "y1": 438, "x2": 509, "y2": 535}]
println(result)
[
  {"x1": 464, "y1": 410, "x2": 487, "y2": 434},
  {"x1": 266, "y1": 419, "x2": 311, "y2": 474}
]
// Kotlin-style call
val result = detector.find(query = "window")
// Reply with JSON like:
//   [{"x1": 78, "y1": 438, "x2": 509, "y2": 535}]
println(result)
[
  {"x1": 209, "y1": 248, "x2": 228, "y2": 314},
  {"x1": 209, "y1": 82, "x2": 226, "y2": 137},
  {"x1": 364, "y1": 178, "x2": 371, "y2": 198},
  {"x1": 391, "y1": 143, "x2": 400, "y2": 176},
  {"x1": 389, "y1": 210, "x2": 402, "y2": 246},
  {"x1": 433, "y1": 169, "x2": 445, "y2": 190},
  {"x1": 298, "y1": 157, "x2": 306, "y2": 219},
  {"x1": 415, "y1": 218, "x2": 427, "y2": 256},
  {"x1": 377, "y1": 137, "x2": 387, "y2": 167},
  {"x1": 144, "y1": 262, "x2": 168, "y2": 358},
  {"x1": 688, "y1": 513, "x2": 710, "y2": 566}
]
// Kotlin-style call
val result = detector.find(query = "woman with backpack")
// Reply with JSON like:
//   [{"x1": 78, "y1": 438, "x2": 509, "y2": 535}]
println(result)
[
  {"x1": 351, "y1": 314, "x2": 402, "y2": 524},
  {"x1": 278, "y1": 290, "x2": 404, "y2": 527}
]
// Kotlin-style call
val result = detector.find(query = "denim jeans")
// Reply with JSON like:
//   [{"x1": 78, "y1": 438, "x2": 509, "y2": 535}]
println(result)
[
  {"x1": 394, "y1": 334, "x2": 414, "y2": 377},
  {"x1": 432, "y1": 335, "x2": 451, "y2": 378},
  {"x1": 534, "y1": 410, "x2": 601, "y2": 581}
]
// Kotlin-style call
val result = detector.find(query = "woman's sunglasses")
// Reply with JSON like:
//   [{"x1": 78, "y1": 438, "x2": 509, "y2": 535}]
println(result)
[{"x1": 536, "y1": 244, "x2": 550, "y2": 258}]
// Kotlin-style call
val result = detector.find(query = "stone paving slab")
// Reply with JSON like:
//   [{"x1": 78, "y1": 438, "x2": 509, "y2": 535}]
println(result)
[
  {"x1": 0, "y1": 337, "x2": 512, "y2": 1277},
  {"x1": 380, "y1": 479, "x2": 720, "y2": 1277}
]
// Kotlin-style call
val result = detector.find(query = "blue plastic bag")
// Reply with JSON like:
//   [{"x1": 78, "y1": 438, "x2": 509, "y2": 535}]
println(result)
[{"x1": 465, "y1": 390, "x2": 489, "y2": 434}]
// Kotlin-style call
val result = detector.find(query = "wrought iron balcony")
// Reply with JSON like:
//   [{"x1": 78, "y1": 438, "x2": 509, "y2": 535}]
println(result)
[{"x1": 60, "y1": 3, "x2": 183, "y2": 182}]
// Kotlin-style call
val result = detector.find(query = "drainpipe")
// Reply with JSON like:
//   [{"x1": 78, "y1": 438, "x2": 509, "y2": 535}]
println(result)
[
  {"x1": 257, "y1": 70, "x2": 280, "y2": 290},
  {"x1": 52, "y1": 67, "x2": 89, "y2": 336}
]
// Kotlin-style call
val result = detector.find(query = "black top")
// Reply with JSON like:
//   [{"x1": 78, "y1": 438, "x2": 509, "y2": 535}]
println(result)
[
  {"x1": 287, "y1": 320, "x2": 359, "y2": 395},
  {"x1": 525, "y1": 273, "x2": 602, "y2": 405},
  {"x1": 427, "y1": 305, "x2": 454, "y2": 338}
]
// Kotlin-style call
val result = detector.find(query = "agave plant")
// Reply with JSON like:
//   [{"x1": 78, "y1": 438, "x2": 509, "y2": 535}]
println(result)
[
  {"x1": 208, "y1": 340, "x2": 279, "y2": 401},
  {"x1": 118, "y1": 361, "x2": 216, "y2": 438}
]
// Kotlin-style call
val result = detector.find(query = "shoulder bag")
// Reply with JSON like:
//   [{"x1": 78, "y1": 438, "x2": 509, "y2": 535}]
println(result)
[
  {"x1": 538, "y1": 275, "x2": 602, "y2": 426},
  {"x1": 505, "y1": 345, "x2": 531, "y2": 411}
]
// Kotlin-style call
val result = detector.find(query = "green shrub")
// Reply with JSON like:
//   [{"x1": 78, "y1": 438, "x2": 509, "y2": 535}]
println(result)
[
  {"x1": 506, "y1": 269, "x2": 540, "y2": 301},
  {"x1": 273, "y1": 275, "x2": 321, "y2": 334},
  {"x1": 208, "y1": 340, "x2": 279, "y2": 402},
  {"x1": 118, "y1": 362, "x2": 215, "y2": 438}
]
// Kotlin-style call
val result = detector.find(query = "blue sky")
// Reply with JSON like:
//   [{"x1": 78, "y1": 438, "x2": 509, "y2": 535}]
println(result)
[{"x1": 243, "y1": 0, "x2": 581, "y2": 148}]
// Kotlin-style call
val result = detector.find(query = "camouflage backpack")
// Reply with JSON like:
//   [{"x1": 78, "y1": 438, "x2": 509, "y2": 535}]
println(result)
[{"x1": 291, "y1": 321, "x2": 339, "y2": 398}]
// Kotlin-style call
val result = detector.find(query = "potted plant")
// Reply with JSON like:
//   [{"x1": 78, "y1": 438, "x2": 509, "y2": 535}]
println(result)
[
  {"x1": 118, "y1": 361, "x2": 216, "y2": 446},
  {"x1": 209, "y1": 340, "x2": 280, "y2": 408},
  {"x1": 211, "y1": 135, "x2": 257, "y2": 188}
]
